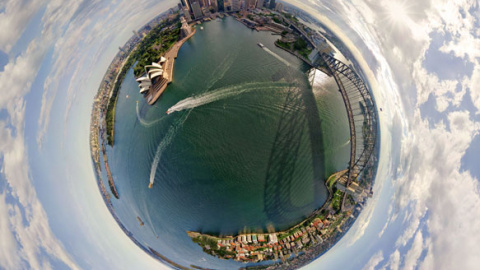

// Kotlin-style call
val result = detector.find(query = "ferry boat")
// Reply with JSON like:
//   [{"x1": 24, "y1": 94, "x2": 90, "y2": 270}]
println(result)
[{"x1": 257, "y1": 42, "x2": 265, "y2": 48}]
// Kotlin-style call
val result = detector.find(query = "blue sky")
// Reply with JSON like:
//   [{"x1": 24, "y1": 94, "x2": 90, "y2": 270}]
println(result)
[{"x1": 0, "y1": 0, "x2": 479, "y2": 269}]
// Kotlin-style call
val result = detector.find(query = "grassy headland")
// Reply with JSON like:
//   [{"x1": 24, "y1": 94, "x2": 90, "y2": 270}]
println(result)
[{"x1": 105, "y1": 14, "x2": 181, "y2": 146}]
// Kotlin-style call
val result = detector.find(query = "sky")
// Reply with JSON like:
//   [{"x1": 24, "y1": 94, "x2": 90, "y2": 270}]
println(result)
[{"x1": 0, "y1": 0, "x2": 479, "y2": 269}]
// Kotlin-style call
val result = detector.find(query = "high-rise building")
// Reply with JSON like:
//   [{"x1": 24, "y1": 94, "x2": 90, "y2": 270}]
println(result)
[
  {"x1": 183, "y1": 7, "x2": 193, "y2": 22},
  {"x1": 245, "y1": 0, "x2": 255, "y2": 9},
  {"x1": 191, "y1": 1, "x2": 204, "y2": 19},
  {"x1": 217, "y1": 0, "x2": 225, "y2": 11},
  {"x1": 275, "y1": 2, "x2": 283, "y2": 12},
  {"x1": 211, "y1": 0, "x2": 218, "y2": 12},
  {"x1": 184, "y1": 0, "x2": 193, "y2": 11},
  {"x1": 256, "y1": 0, "x2": 264, "y2": 9},
  {"x1": 224, "y1": 0, "x2": 232, "y2": 11},
  {"x1": 232, "y1": 0, "x2": 240, "y2": 11},
  {"x1": 269, "y1": 0, "x2": 276, "y2": 9}
]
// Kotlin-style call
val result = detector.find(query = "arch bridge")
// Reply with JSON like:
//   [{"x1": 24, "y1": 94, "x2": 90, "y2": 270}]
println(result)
[{"x1": 287, "y1": 16, "x2": 379, "y2": 195}]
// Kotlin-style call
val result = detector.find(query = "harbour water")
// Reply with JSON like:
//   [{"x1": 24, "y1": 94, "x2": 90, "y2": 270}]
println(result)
[{"x1": 103, "y1": 17, "x2": 350, "y2": 269}]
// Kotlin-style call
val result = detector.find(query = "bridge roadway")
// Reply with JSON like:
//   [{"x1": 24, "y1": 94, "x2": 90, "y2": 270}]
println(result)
[{"x1": 281, "y1": 15, "x2": 378, "y2": 194}]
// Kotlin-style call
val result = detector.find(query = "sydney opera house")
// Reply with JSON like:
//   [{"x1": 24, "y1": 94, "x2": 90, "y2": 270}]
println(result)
[{"x1": 136, "y1": 56, "x2": 167, "y2": 95}]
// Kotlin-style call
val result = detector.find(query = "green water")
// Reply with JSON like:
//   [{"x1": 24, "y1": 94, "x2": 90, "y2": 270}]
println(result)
[{"x1": 108, "y1": 17, "x2": 350, "y2": 268}]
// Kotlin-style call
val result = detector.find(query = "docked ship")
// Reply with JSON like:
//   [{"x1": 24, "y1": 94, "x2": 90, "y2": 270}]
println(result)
[{"x1": 257, "y1": 42, "x2": 264, "y2": 48}]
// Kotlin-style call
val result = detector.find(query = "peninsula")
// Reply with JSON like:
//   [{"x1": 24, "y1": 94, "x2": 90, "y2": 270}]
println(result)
[{"x1": 138, "y1": 16, "x2": 197, "y2": 105}]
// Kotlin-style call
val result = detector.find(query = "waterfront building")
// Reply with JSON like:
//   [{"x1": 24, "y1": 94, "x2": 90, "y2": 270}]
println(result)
[
  {"x1": 232, "y1": 0, "x2": 240, "y2": 11},
  {"x1": 180, "y1": 0, "x2": 190, "y2": 10},
  {"x1": 269, "y1": 0, "x2": 276, "y2": 9},
  {"x1": 211, "y1": 0, "x2": 218, "y2": 12},
  {"x1": 191, "y1": 1, "x2": 204, "y2": 19},
  {"x1": 243, "y1": 0, "x2": 253, "y2": 10},
  {"x1": 275, "y1": 2, "x2": 283, "y2": 12},
  {"x1": 183, "y1": 7, "x2": 193, "y2": 22},
  {"x1": 133, "y1": 30, "x2": 141, "y2": 38},
  {"x1": 202, "y1": 7, "x2": 212, "y2": 17},
  {"x1": 256, "y1": 0, "x2": 264, "y2": 9},
  {"x1": 180, "y1": 16, "x2": 192, "y2": 36},
  {"x1": 242, "y1": 18, "x2": 257, "y2": 28},
  {"x1": 241, "y1": 235, "x2": 247, "y2": 244},
  {"x1": 258, "y1": 234, "x2": 265, "y2": 242},
  {"x1": 217, "y1": 0, "x2": 225, "y2": 11}
]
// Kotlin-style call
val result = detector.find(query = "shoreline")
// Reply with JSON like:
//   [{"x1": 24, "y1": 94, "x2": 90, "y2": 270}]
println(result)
[
  {"x1": 146, "y1": 27, "x2": 197, "y2": 105},
  {"x1": 187, "y1": 170, "x2": 351, "y2": 263}
]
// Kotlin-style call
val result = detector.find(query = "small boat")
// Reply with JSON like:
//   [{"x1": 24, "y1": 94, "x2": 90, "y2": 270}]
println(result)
[
  {"x1": 166, "y1": 108, "x2": 173, "y2": 114},
  {"x1": 148, "y1": 183, "x2": 153, "y2": 189},
  {"x1": 200, "y1": 26, "x2": 204, "y2": 30},
  {"x1": 257, "y1": 42, "x2": 264, "y2": 48}
]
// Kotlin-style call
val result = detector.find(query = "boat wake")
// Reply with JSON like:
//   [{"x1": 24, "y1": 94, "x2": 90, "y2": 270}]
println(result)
[
  {"x1": 263, "y1": 47, "x2": 290, "y2": 67},
  {"x1": 141, "y1": 200, "x2": 159, "y2": 238},
  {"x1": 136, "y1": 101, "x2": 166, "y2": 127},
  {"x1": 204, "y1": 51, "x2": 238, "y2": 90},
  {"x1": 325, "y1": 139, "x2": 351, "y2": 153},
  {"x1": 166, "y1": 82, "x2": 289, "y2": 114},
  {"x1": 149, "y1": 110, "x2": 191, "y2": 187}
]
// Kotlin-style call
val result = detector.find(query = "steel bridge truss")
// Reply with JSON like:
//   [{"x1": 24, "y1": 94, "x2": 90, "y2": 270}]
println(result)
[{"x1": 319, "y1": 53, "x2": 378, "y2": 186}]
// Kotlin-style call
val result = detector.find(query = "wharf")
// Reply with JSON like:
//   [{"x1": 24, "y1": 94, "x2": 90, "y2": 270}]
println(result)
[{"x1": 146, "y1": 28, "x2": 197, "y2": 105}]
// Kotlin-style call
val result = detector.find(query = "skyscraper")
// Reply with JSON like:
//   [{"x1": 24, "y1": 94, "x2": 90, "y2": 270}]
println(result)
[
  {"x1": 217, "y1": 0, "x2": 225, "y2": 12},
  {"x1": 256, "y1": 0, "x2": 264, "y2": 9},
  {"x1": 232, "y1": 0, "x2": 240, "y2": 11},
  {"x1": 211, "y1": 0, "x2": 218, "y2": 12},
  {"x1": 183, "y1": 7, "x2": 193, "y2": 22},
  {"x1": 191, "y1": 1, "x2": 203, "y2": 19},
  {"x1": 275, "y1": 2, "x2": 283, "y2": 12},
  {"x1": 269, "y1": 0, "x2": 276, "y2": 9},
  {"x1": 246, "y1": 0, "x2": 255, "y2": 9}
]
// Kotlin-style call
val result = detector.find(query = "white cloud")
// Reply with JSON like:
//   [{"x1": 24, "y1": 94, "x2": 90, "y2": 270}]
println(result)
[
  {"x1": 362, "y1": 250, "x2": 384, "y2": 270},
  {"x1": 0, "y1": 0, "x2": 84, "y2": 269},
  {"x1": 292, "y1": 1, "x2": 480, "y2": 270},
  {"x1": 0, "y1": 192, "x2": 21, "y2": 269},
  {"x1": 466, "y1": 60, "x2": 480, "y2": 112},
  {"x1": 37, "y1": 0, "x2": 178, "y2": 146},
  {"x1": 403, "y1": 231, "x2": 424, "y2": 270},
  {"x1": 0, "y1": 100, "x2": 80, "y2": 270},
  {"x1": 0, "y1": 0, "x2": 46, "y2": 52},
  {"x1": 382, "y1": 249, "x2": 400, "y2": 270}
]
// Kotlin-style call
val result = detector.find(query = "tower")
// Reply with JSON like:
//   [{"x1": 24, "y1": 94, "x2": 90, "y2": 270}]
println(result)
[
  {"x1": 256, "y1": 0, "x2": 264, "y2": 9},
  {"x1": 191, "y1": 1, "x2": 203, "y2": 19},
  {"x1": 269, "y1": 0, "x2": 276, "y2": 10},
  {"x1": 217, "y1": 0, "x2": 225, "y2": 11}
]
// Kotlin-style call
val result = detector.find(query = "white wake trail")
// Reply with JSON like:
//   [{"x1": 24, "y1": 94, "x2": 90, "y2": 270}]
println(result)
[
  {"x1": 167, "y1": 82, "x2": 289, "y2": 114},
  {"x1": 136, "y1": 101, "x2": 165, "y2": 128},
  {"x1": 263, "y1": 47, "x2": 290, "y2": 67},
  {"x1": 204, "y1": 51, "x2": 238, "y2": 90},
  {"x1": 149, "y1": 111, "x2": 191, "y2": 187}
]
